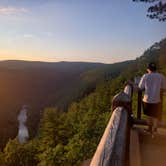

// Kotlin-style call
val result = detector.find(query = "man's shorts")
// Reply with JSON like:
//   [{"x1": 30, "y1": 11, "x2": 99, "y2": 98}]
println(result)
[{"x1": 142, "y1": 102, "x2": 162, "y2": 120}]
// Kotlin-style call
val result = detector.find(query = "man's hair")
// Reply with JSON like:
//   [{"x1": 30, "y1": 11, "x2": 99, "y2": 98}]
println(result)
[{"x1": 147, "y1": 62, "x2": 157, "y2": 72}]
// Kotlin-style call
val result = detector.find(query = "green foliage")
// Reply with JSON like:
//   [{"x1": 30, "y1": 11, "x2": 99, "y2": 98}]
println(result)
[
  {"x1": 36, "y1": 81, "x2": 113, "y2": 166},
  {"x1": 0, "y1": 151, "x2": 5, "y2": 166},
  {"x1": 39, "y1": 108, "x2": 66, "y2": 147},
  {"x1": 37, "y1": 144, "x2": 65, "y2": 166},
  {"x1": 2, "y1": 139, "x2": 38, "y2": 166}
]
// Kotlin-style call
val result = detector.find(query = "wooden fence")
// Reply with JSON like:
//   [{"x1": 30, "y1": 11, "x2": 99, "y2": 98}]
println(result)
[{"x1": 90, "y1": 84, "x2": 133, "y2": 166}]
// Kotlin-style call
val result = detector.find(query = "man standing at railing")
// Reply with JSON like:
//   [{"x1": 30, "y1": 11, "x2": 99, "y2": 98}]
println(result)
[{"x1": 139, "y1": 62, "x2": 166, "y2": 136}]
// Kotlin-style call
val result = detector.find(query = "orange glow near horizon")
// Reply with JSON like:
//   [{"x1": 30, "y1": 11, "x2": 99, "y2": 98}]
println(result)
[
  {"x1": 0, "y1": 46, "x2": 138, "y2": 64},
  {"x1": 0, "y1": 49, "x2": 58, "y2": 62}
]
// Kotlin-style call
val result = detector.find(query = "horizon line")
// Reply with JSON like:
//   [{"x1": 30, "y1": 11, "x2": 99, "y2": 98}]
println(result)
[{"x1": 0, "y1": 58, "x2": 135, "y2": 65}]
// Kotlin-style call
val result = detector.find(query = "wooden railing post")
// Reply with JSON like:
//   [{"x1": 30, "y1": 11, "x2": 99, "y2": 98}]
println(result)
[
  {"x1": 137, "y1": 90, "x2": 142, "y2": 119},
  {"x1": 161, "y1": 91, "x2": 164, "y2": 115},
  {"x1": 112, "y1": 84, "x2": 133, "y2": 115}
]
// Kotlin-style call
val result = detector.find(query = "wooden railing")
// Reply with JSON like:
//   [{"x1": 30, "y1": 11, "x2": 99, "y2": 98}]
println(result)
[
  {"x1": 90, "y1": 81, "x2": 166, "y2": 166},
  {"x1": 90, "y1": 84, "x2": 133, "y2": 166}
]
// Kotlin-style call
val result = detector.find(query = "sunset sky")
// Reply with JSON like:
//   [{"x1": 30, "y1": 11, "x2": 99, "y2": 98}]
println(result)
[{"x1": 0, "y1": 0, "x2": 165, "y2": 63}]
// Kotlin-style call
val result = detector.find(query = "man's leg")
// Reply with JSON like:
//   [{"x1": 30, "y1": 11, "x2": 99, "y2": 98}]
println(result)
[
  {"x1": 147, "y1": 117, "x2": 153, "y2": 132},
  {"x1": 152, "y1": 117, "x2": 158, "y2": 132}
]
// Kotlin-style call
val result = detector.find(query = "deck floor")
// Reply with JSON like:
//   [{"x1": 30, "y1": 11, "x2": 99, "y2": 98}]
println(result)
[{"x1": 131, "y1": 127, "x2": 166, "y2": 166}]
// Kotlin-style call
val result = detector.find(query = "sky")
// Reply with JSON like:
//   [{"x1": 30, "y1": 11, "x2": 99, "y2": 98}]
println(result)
[{"x1": 0, "y1": 0, "x2": 166, "y2": 63}]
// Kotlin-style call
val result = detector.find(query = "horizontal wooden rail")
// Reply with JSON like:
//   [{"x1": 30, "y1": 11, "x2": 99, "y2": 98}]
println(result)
[
  {"x1": 90, "y1": 107, "x2": 121, "y2": 165},
  {"x1": 132, "y1": 118, "x2": 166, "y2": 128},
  {"x1": 90, "y1": 84, "x2": 133, "y2": 166}
]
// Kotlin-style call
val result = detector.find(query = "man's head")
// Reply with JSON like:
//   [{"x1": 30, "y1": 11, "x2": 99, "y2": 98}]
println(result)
[{"x1": 147, "y1": 62, "x2": 157, "y2": 72}]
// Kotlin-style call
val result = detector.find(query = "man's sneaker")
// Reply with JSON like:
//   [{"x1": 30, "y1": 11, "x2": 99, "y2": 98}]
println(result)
[
  {"x1": 143, "y1": 126, "x2": 152, "y2": 133},
  {"x1": 151, "y1": 127, "x2": 158, "y2": 138}
]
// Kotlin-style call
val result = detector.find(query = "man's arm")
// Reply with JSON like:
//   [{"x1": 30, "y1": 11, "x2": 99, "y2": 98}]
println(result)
[{"x1": 138, "y1": 74, "x2": 146, "y2": 91}]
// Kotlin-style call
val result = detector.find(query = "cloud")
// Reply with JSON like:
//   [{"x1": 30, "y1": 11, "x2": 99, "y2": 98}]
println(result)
[
  {"x1": 23, "y1": 34, "x2": 34, "y2": 38},
  {"x1": 0, "y1": 6, "x2": 28, "y2": 15}
]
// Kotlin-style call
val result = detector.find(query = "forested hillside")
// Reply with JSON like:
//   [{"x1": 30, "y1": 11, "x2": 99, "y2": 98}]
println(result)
[
  {"x1": 0, "y1": 60, "x2": 133, "y2": 149},
  {"x1": 0, "y1": 38, "x2": 165, "y2": 166}
]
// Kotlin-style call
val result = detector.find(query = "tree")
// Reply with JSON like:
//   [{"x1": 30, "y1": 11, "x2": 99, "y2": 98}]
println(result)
[
  {"x1": 38, "y1": 144, "x2": 65, "y2": 166},
  {"x1": 0, "y1": 151, "x2": 5, "y2": 166},
  {"x1": 133, "y1": 0, "x2": 166, "y2": 21},
  {"x1": 3, "y1": 139, "x2": 38, "y2": 166}
]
